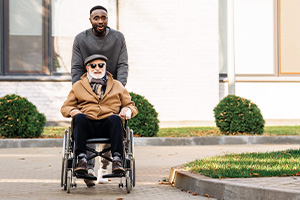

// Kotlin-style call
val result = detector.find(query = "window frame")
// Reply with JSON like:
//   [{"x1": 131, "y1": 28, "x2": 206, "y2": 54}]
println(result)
[
  {"x1": 278, "y1": 0, "x2": 300, "y2": 75},
  {"x1": 0, "y1": 1, "x2": 3, "y2": 76},
  {"x1": 2, "y1": 0, "x2": 52, "y2": 76}
]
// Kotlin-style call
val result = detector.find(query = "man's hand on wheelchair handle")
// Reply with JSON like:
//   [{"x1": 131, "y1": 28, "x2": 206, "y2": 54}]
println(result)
[
  {"x1": 119, "y1": 107, "x2": 132, "y2": 120},
  {"x1": 70, "y1": 109, "x2": 82, "y2": 117}
]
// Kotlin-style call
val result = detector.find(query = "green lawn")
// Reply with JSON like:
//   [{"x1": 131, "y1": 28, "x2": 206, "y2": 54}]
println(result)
[
  {"x1": 41, "y1": 127, "x2": 67, "y2": 138},
  {"x1": 185, "y1": 149, "x2": 300, "y2": 178},
  {"x1": 41, "y1": 125, "x2": 300, "y2": 138},
  {"x1": 157, "y1": 126, "x2": 300, "y2": 137}
]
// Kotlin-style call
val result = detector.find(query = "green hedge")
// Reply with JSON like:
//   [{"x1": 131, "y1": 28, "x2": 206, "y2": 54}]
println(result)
[
  {"x1": 213, "y1": 95, "x2": 265, "y2": 135},
  {"x1": 0, "y1": 94, "x2": 46, "y2": 138},
  {"x1": 128, "y1": 92, "x2": 159, "y2": 137}
]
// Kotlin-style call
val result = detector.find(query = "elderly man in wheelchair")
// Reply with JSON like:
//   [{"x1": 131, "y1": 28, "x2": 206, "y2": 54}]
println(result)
[{"x1": 61, "y1": 54, "x2": 138, "y2": 190}]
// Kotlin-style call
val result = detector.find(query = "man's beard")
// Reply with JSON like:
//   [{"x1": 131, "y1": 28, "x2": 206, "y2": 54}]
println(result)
[
  {"x1": 93, "y1": 25, "x2": 106, "y2": 36},
  {"x1": 88, "y1": 70, "x2": 105, "y2": 79}
]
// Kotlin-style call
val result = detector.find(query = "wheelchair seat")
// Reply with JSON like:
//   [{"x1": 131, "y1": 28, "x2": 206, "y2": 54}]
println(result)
[{"x1": 86, "y1": 138, "x2": 111, "y2": 144}]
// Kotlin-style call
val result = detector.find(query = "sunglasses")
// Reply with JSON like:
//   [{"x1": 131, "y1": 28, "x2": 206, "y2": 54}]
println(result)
[{"x1": 89, "y1": 63, "x2": 105, "y2": 69}]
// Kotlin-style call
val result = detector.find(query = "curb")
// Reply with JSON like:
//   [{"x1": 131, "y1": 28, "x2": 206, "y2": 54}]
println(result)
[
  {"x1": 0, "y1": 139, "x2": 63, "y2": 148},
  {"x1": 134, "y1": 136, "x2": 300, "y2": 146},
  {"x1": 1, "y1": 136, "x2": 300, "y2": 148},
  {"x1": 169, "y1": 166, "x2": 300, "y2": 200}
]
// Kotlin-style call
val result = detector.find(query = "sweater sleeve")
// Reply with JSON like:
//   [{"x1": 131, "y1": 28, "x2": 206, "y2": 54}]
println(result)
[
  {"x1": 116, "y1": 36, "x2": 129, "y2": 86},
  {"x1": 71, "y1": 36, "x2": 85, "y2": 85}
]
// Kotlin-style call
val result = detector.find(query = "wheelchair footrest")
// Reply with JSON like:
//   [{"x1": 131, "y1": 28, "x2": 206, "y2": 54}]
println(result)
[
  {"x1": 76, "y1": 173, "x2": 97, "y2": 180},
  {"x1": 103, "y1": 173, "x2": 125, "y2": 178}
]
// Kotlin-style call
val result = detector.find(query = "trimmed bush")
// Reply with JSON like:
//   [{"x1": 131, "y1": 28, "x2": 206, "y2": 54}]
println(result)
[
  {"x1": 128, "y1": 92, "x2": 159, "y2": 137},
  {"x1": 213, "y1": 95, "x2": 265, "y2": 135},
  {"x1": 0, "y1": 94, "x2": 46, "y2": 138}
]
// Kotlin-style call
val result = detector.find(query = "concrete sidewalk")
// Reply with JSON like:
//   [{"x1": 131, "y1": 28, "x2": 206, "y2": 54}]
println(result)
[{"x1": 0, "y1": 138, "x2": 300, "y2": 199}]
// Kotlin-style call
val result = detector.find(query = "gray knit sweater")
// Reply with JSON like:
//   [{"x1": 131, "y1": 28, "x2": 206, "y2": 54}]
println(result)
[{"x1": 71, "y1": 27, "x2": 128, "y2": 86}]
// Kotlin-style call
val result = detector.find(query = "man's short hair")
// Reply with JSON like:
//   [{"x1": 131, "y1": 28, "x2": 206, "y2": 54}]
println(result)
[{"x1": 90, "y1": 5, "x2": 107, "y2": 14}]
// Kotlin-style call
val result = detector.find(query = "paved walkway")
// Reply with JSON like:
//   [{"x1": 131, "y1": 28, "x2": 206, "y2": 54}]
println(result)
[{"x1": 0, "y1": 144, "x2": 299, "y2": 200}]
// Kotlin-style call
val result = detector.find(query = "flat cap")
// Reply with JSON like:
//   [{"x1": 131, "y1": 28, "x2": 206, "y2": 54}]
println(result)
[{"x1": 84, "y1": 54, "x2": 108, "y2": 66}]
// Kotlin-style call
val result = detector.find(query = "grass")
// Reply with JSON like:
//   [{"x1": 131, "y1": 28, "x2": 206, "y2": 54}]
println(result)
[
  {"x1": 41, "y1": 125, "x2": 300, "y2": 138},
  {"x1": 41, "y1": 127, "x2": 67, "y2": 138},
  {"x1": 185, "y1": 149, "x2": 300, "y2": 178},
  {"x1": 157, "y1": 126, "x2": 300, "y2": 137},
  {"x1": 157, "y1": 127, "x2": 221, "y2": 137}
]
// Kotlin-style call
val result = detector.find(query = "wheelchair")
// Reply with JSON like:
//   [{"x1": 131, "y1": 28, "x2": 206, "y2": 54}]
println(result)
[{"x1": 60, "y1": 119, "x2": 135, "y2": 193}]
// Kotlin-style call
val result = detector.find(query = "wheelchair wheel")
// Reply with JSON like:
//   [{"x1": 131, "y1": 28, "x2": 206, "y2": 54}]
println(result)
[
  {"x1": 132, "y1": 157, "x2": 136, "y2": 187},
  {"x1": 128, "y1": 129, "x2": 135, "y2": 187},
  {"x1": 126, "y1": 170, "x2": 132, "y2": 193},
  {"x1": 125, "y1": 128, "x2": 135, "y2": 193},
  {"x1": 61, "y1": 127, "x2": 72, "y2": 191},
  {"x1": 67, "y1": 170, "x2": 71, "y2": 193},
  {"x1": 61, "y1": 132, "x2": 67, "y2": 187}
]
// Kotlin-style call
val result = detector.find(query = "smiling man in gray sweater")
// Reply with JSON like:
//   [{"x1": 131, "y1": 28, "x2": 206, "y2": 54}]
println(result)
[
  {"x1": 71, "y1": 5, "x2": 129, "y2": 187},
  {"x1": 71, "y1": 5, "x2": 128, "y2": 86}
]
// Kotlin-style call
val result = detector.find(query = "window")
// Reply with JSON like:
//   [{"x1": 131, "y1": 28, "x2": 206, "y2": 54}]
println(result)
[
  {"x1": 233, "y1": 0, "x2": 275, "y2": 75},
  {"x1": 0, "y1": 0, "x2": 52, "y2": 76},
  {"x1": 219, "y1": 0, "x2": 300, "y2": 77},
  {"x1": 0, "y1": 0, "x2": 115, "y2": 77},
  {"x1": 279, "y1": 0, "x2": 300, "y2": 74},
  {"x1": 219, "y1": 0, "x2": 275, "y2": 76},
  {"x1": 8, "y1": 0, "x2": 47, "y2": 74}
]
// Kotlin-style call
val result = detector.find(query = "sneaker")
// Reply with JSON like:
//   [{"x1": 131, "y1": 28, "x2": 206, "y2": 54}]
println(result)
[
  {"x1": 84, "y1": 169, "x2": 96, "y2": 187},
  {"x1": 112, "y1": 158, "x2": 125, "y2": 174},
  {"x1": 75, "y1": 159, "x2": 88, "y2": 174},
  {"x1": 96, "y1": 168, "x2": 109, "y2": 184}
]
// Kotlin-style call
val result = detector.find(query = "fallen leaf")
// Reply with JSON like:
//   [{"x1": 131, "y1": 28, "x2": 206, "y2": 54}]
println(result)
[
  {"x1": 116, "y1": 197, "x2": 124, "y2": 200},
  {"x1": 192, "y1": 192, "x2": 197, "y2": 196},
  {"x1": 252, "y1": 173, "x2": 259, "y2": 176},
  {"x1": 187, "y1": 190, "x2": 190, "y2": 193},
  {"x1": 204, "y1": 193, "x2": 210, "y2": 198},
  {"x1": 295, "y1": 171, "x2": 300, "y2": 176}
]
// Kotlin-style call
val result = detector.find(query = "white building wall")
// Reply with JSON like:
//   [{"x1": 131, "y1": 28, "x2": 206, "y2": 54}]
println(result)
[
  {"x1": 119, "y1": 0, "x2": 219, "y2": 124},
  {"x1": 2, "y1": 0, "x2": 298, "y2": 127},
  {"x1": 0, "y1": 81, "x2": 72, "y2": 123},
  {"x1": 0, "y1": 0, "x2": 220, "y2": 126},
  {"x1": 220, "y1": 82, "x2": 300, "y2": 121}
]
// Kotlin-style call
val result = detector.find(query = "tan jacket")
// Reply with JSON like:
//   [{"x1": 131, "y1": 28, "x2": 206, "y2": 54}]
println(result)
[{"x1": 61, "y1": 72, "x2": 138, "y2": 120}]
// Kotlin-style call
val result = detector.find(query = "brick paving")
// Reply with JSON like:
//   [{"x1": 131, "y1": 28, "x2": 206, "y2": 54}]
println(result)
[{"x1": 0, "y1": 144, "x2": 299, "y2": 200}]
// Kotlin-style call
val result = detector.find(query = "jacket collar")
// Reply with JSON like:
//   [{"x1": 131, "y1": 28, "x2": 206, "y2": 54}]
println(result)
[{"x1": 80, "y1": 72, "x2": 114, "y2": 101}]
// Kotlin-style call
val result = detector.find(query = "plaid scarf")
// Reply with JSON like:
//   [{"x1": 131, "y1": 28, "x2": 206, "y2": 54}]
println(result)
[{"x1": 87, "y1": 72, "x2": 107, "y2": 100}]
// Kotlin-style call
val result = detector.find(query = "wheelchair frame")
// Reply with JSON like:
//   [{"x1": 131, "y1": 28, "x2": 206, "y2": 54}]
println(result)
[{"x1": 60, "y1": 119, "x2": 135, "y2": 193}]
